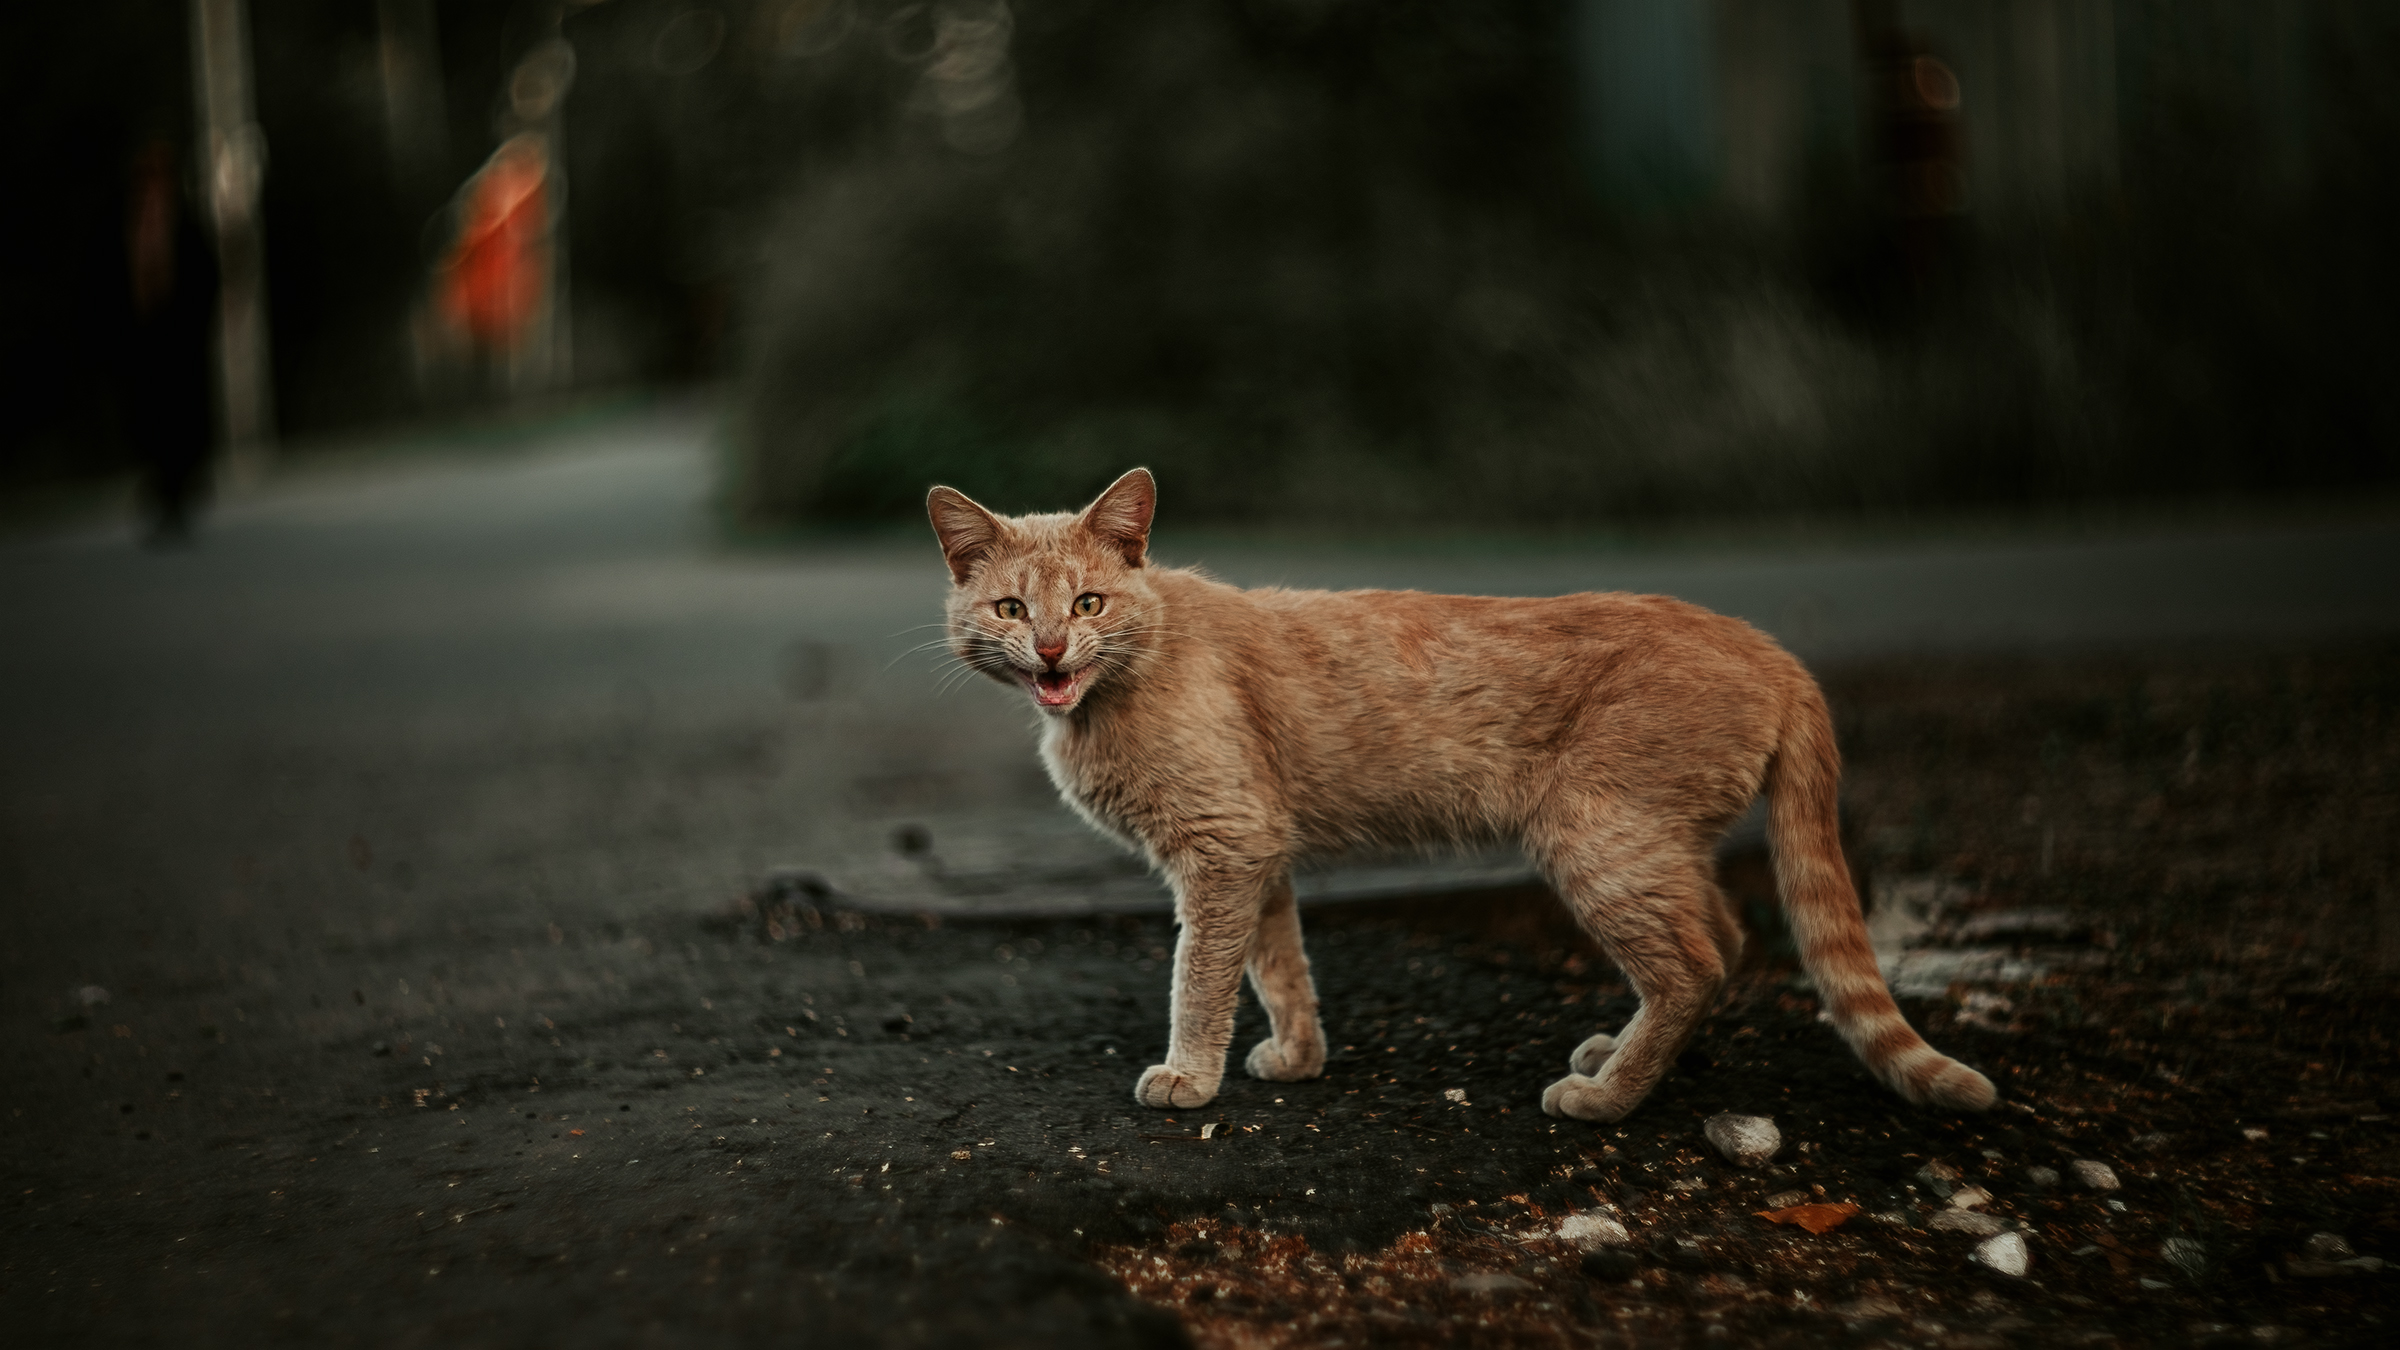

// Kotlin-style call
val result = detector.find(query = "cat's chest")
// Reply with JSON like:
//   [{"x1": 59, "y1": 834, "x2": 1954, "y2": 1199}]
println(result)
[{"x1": 1037, "y1": 718, "x2": 1157, "y2": 846}]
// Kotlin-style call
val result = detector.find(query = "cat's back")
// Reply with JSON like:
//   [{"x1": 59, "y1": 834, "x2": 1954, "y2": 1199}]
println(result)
[
  {"x1": 1174, "y1": 571, "x2": 1786, "y2": 753},
  {"x1": 1210, "y1": 577, "x2": 1789, "y2": 691}
]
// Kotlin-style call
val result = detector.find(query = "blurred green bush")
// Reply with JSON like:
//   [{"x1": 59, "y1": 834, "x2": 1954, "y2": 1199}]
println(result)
[{"x1": 728, "y1": 0, "x2": 2398, "y2": 528}]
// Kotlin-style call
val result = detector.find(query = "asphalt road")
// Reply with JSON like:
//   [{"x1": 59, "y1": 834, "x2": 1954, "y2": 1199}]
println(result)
[{"x1": 3, "y1": 404, "x2": 2395, "y2": 1345}]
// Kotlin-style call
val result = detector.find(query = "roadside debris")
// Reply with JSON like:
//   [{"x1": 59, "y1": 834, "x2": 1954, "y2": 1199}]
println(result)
[
  {"x1": 1756, "y1": 1202, "x2": 1861, "y2": 1235},
  {"x1": 1553, "y1": 1209, "x2": 1631, "y2": 1249},
  {"x1": 1928, "y1": 1210, "x2": 2009, "y2": 1237},
  {"x1": 2068, "y1": 1159, "x2": 2121, "y2": 1191},
  {"x1": 2286, "y1": 1233, "x2": 2386, "y2": 1278},
  {"x1": 1914, "y1": 1158, "x2": 1962, "y2": 1197},
  {"x1": 1451, "y1": 1272, "x2": 1535, "y2": 1296},
  {"x1": 1972, "y1": 1231, "x2": 2031, "y2": 1277},
  {"x1": 1702, "y1": 1112, "x2": 1781, "y2": 1168}
]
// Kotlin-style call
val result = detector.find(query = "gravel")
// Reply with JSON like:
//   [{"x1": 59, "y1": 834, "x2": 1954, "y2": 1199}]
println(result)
[
  {"x1": 1702, "y1": 1112, "x2": 1782, "y2": 1168},
  {"x1": 2301, "y1": 1233, "x2": 2354, "y2": 1261},
  {"x1": 1929, "y1": 1211, "x2": 2010, "y2": 1237},
  {"x1": 1554, "y1": 1210, "x2": 1633, "y2": 1250},
  {"x1": 1580, "y1": 1249, "x2": 1641, "y2": 1280},
  {"x1": 1451, "y1": 1273, "x2": 1536, "y2": 1296},
  {"x1": 1973, "y1": 1232, "x2": 2032, "y2": 1277},
  {"x1": 2068, "y1": 1160, "x2": 2122, "y2": 1191}
]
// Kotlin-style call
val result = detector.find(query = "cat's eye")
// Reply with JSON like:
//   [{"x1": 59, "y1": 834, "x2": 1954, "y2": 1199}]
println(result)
[
  {"x1": 994, "y1": 598, "x2": 1026, "y2": 620},
  {"x1": 1073, "y1": 593, "x2": 1104, "y2": 617}
]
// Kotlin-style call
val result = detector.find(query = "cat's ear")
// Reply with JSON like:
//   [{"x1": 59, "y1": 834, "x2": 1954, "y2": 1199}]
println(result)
[
  {"x1": 1077, "y1": 468, "x2": 1155, "y2": 568},
  {"x1": 927, "y1": 486, "x2": 1004, "y2": 584}
]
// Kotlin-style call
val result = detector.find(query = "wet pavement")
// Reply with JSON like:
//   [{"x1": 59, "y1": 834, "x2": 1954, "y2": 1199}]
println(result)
[{"x1": 4, "y1": 404, "x2": 2396, "y2": 1345}]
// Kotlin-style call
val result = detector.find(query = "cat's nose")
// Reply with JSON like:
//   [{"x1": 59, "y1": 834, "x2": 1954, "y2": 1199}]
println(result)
[{"x1": 1035, "y1": 639, "x2": 1068, "y2": 669}]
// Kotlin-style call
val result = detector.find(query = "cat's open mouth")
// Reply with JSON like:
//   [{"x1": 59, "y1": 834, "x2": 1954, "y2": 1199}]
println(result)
[{"x1": 1026, "y1": 666, "x2": 1091, "y2": 708}]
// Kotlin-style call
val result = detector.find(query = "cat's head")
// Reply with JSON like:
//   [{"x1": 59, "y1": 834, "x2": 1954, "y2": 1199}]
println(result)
[{"x1": 926, "y1": 468, "x2": 1161, "y2": 716}]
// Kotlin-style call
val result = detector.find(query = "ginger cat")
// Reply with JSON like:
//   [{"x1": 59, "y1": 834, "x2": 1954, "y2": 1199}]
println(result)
[{"x1": 928, "y1": 469, "x2": 1996, "y2": 1121}]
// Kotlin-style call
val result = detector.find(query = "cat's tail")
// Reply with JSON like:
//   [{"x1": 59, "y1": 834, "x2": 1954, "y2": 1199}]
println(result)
[{"x1": 1766, "y1": 688, "x2": 1998, "y2": 1112}]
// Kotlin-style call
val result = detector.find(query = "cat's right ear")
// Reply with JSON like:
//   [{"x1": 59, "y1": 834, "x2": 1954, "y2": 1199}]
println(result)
[
  {"x1": 1078, "y1": 468, "x2": 1155, "y2": 568},
  {"x1": 927, "y1": 486, "x2": 1003, "y2": 584}
]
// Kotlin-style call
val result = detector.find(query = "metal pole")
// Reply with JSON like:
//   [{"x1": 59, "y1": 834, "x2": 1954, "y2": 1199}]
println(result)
[{"x1": 190, "y1": 0, "x2": 275, "y2": 477}]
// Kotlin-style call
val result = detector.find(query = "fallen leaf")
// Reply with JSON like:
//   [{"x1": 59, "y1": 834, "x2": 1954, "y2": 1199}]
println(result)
[
  {"x1": 569, "y1": 1129, "x2": 584, "y2": 1137},
  {"x1": 1756, "y1": 1202, "x2": 1862, "y2": 1235}
]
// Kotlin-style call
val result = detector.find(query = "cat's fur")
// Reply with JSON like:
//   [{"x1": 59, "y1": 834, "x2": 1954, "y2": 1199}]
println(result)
[{"x1": 928, "y1": 469, "x2": 1996, "y2": 1121}]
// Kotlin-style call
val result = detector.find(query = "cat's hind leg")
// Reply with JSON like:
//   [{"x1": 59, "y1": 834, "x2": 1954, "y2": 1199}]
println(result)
[
  {"x1": 1535, "y1": 832, "x2": 1729, "y2": 1123},
  {"x1": 1564, "y1": 874, "x2": 1741, "y2": 1076},
  {"x1": 1242, "y1": 872, "x2": 1326, "y2": 1082}
]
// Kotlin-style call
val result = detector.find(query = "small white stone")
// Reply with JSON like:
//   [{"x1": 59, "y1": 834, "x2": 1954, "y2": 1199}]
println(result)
[
  {"x1": 2301, "y1": 1233, "x2": 2354, "y2": 1261},
  {"x1": 2163, "y1": 1236, "x2": 2207, "y2": 1277},
  {"x1": 1972, "y1": 1231, "x2": 2030, "y2": 1277},
  {"x1": 1929, "y1": 1210, "x2": 2008, "y2": 1237},
  {"x1": 1443, "y1": 1088, "x2": 1468, "y2": 1104},
  {"x1": 1948, "y1": 1185, "x2": 1993, "y2": 1210},
  {"x1": 2067, "y1": 1159, "x2": 2120, "y2": 1191},
  {"x1": 1451, "y1": 1272, "x2": 1535, "y2": 1296},
  {"x1": 1555, "y1": 1210, "x2": 1632, "y2": 1250},
  {"x1": 1702, "y1": 1113, "x2": 1782, "y2": 1168}
]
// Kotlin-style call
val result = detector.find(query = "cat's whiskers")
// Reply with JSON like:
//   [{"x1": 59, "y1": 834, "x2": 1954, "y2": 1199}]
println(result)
[
  {"x1": 931, "y1": 644, "x2": 1012, "y2": 696},
  {"x1": 886, "y1": 637, "x2": 975, "y2": 671},
  {"x1": 917, "y1": 654, "x2": 978, "y2": 689},
  {"x1": 916, "y1": 629, "x2": 1013, "y2": 687},
  {"x1": 932, "y1": 666, "x2": 987, "y2": 698}
]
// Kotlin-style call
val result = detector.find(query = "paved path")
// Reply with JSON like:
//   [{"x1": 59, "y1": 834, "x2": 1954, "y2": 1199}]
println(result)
[{"x1": 6, "y1": 405, "x2": 2392, "y2": 932}]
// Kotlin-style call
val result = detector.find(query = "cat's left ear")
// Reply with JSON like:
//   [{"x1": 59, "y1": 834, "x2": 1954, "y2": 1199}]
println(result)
[{"x1": 1078, "y1": 468, "x2": 1155, "y2": 568}]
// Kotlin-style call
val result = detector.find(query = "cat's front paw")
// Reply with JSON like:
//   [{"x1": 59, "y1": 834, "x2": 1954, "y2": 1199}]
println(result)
[
  {"x1": 1244, "y1": 1036, "x2": 1325, "y2": 1082},
  {"x1": 1568, "y1": 1032, "x2": 1619, "y2": 1076},
  {"x1": 1135, "y1": 1064, "x2": 1219, "y2": 1109},
  {"x1": 1541, "y1": 1072, "x2": 1635, "y2": 1123}
]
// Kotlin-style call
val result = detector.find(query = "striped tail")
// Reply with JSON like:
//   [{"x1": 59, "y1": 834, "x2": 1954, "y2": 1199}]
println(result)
[{"x1": 1766, "y1": 689, "x2": 1997, "y2": 1112}]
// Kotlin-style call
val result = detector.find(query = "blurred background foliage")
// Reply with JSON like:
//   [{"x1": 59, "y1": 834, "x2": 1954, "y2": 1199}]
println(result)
[
  {"x1": 734, "y1": 0, "x2": 2400, "y2": 526},
  {"x1": 5, "y1": 1, "x2": 2395, "y2": 527}
]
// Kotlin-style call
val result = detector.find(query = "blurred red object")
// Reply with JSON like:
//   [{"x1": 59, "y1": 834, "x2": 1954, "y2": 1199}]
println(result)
[{"x1": 437, "y1": 134, "x2": 549, "y2": 350}]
